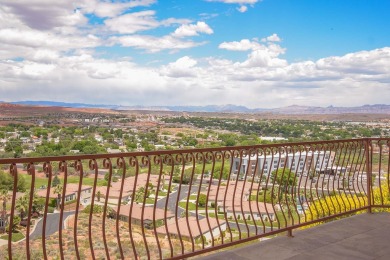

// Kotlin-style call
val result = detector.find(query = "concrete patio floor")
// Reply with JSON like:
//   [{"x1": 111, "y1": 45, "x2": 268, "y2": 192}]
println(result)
[{"x1": 199, "y1": 212, "x2": 390, "y2": 260}]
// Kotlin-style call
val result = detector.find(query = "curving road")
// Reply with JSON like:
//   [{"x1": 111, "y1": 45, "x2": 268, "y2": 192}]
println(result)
[{"x1": 29, "y1": 211, "x2": 75, "y2": 240}]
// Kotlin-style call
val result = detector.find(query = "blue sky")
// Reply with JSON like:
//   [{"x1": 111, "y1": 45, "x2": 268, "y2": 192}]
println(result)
[{"x1": 0, "y1": 0, "x2": 389, "y2": 108}]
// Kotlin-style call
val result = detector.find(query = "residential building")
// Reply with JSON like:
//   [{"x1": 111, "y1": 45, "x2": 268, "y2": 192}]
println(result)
[
  {"x1": 232, "y1": 151, "x2": 333, "y2": 177},
  {"x1": 37, "y1": 183, "x2": 92, "y2": 204},
  {"x1": 225, "y1": 201, "x2": 276, "y2": 222},
  {"x1": 112, "y1": 204, "x2": 174, "y2": 229}
]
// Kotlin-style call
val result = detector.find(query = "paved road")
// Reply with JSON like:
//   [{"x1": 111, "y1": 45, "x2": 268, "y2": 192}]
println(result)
[
  {"x1": 155, "y1": 184, "x2": 200, "y2": 216},
  {"x1": 30, "y1": 211, "x2": 75, "y2": 240}
]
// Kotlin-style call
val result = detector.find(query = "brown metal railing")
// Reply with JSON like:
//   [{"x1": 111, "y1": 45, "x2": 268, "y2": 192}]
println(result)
[{"x1": 0, "y1": 138, "x2": 389, "y2": 259}]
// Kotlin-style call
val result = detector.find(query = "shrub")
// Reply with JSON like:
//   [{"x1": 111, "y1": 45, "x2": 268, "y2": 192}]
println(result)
[
  {"x1": 197, "y1": 194, "x2": 207, "y2": 207},
  {"x1": 172, "y1": 171, "x2": 193, "y2": 184},
  {"x1": 48, "y1": 198, "x2": 57, "y2": 208},
  {"x1": 82, "y1": 205, "x2": 104, "y2": 214}
]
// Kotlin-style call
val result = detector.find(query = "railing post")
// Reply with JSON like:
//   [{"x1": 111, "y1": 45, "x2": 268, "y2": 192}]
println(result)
[{"x1": 365, "y1": 138, "x2": 372, "y2": 214}]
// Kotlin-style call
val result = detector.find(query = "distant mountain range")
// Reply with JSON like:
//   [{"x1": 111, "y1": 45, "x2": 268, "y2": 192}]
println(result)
[{"x1": 2, "y1": 101, "x2": 390, "y2": 114}]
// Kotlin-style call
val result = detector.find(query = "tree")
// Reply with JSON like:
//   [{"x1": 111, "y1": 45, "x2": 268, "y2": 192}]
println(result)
[
  {"x1": 17, "y1": 174, "x2": 26, "y2": 192},
  {"x1": 0, "y1": 171, "x2": 13, "y2": 191},
  {"x1": 0, "y1": 189, "x2": 10, "y2": 215},
  {"x1": 134, "y1": 187, "x2": 149, "y2": 203},
  {"x1": 53, "y1": 184, "x2": 63, "y2": 209},
  {"x1": 6, "y1": 215, "x2": 20, "y2": 233},
  {"x1": 270, "y1": 169, "x2": 298, "y2": 225},
  {"x1": 4, "y1": 137, "x2": 24, "y2": 158},
  {"x1": 0, "y1": 171, "x2": 26, "y2": 192},
  {"x1": 173, "y1": 169, "x2": 193, "y2": 185},
  {"x1": 271, "y1": 169, "x2": 297, "y2": 191},
  {"x1": 16, "y1": 195, "x2": 29, "y2": 220},
  {"x1": 198, "y1": 193, "x2": 207, "y2": 207},
  {"x1": 52, "y1": 175, "x2": 61, "y2": 187},
  {"x1": 97, "y1": 190, "x2": 101, "y2": 202}
]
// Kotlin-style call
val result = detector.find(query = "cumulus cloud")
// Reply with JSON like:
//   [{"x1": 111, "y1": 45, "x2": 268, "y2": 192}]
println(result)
[
  {"x1": 1, "y1": 47, "x2": 390, "y2": 108},
  {"x1": 219, "y1": 39, "x2": 261, "y2": 51},
  {"x1": 219, "y1": 37, "x2": 287, "y2": 68},
  {"x1": 104, "y1": 10, "x2": 159, "y2": 34},
  {"x1": 109, "y1": 35, "x2": 206, "y2": 53},
  {"x1": 0, "y1": 27, "x2": 101, "y2": 60},
  {"x1": 1, "y1": 1, "x2": 87, "y2": 30},
  {"x1": 173, "y1": 21, "x2": 214, "y2": 37},
  {"x1": 207, "y1": 0, "x2": 259, "y2": 4},
  {"x1": 219, "y1": 36, "x2": 284, "y2": 53},
  {"x1": 315, "y1": 48, "x2": 390, "y2": 75},
  {"x1": 0, "y1": 28, "x2": 100, "y2": 50},
  {"x1": 0, "y1": 1, "x2": 389, "y2": 108},
  {"x1": 160, "y1": 18, "x2": 192, "y2": 27},
  {"x1": 81, "y1": 0, "x2": 156, "y2": 18},
  {"x1": 207, "y1": 0, "x2": 260, "y2": 12},
  {"x1": 239, "y1": 49, "x2": 288, "y2": 68},
  {"x1": 160, "y1": 56, "x2": 198, "y2": 77},
  {"x1": 264, "y1": 33, "x2": 281, "y2": 42},
  {"x1": 237, "y1": 6, "x2": 248, "y2": 13}
]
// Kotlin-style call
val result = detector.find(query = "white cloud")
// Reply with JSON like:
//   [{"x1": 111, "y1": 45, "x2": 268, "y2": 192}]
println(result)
[
  {"x1": 0, "y1": 28, "x2": 100, "y2": 50},
  {"x1": 30, "y1": 49, "x2": 60, "y2": 63},
  {"x1": 237, "y1": 6, "x2": 248, "y2": 13},
  {"x1": 219, "y1": 37, "x2": 285, "y2": 54},
  {"x1": 219, "y1": 39, "x2": 261, "y2": 51},
  {"x1": 1, "y1": 47, "x2": 390, "y2": 108},
  {"x1": 219, "y1": 39, "x2": 287, "y2": 69},
  {"x1": 173, "y1": 21, "x2": 214, "y2": 37},
  {"x1": 104, "y1": 10, "x2": 159, "y2": 34},
  {"x1": 160, "y1": 56, "x2": 198, "y2": 77},
  {"x1": 239, "y1": 49, "x2": 288, "y2": 68},
  {"x1": 80, "y1": 0, "x2": 156, "y2": 18},
  {"x1": 104, "y1": 11, "x2": 196, "y2": 35},
  {"x1": 207, "y1": 0, "x2": 259, "y2": 4},
  {"x1": 265, "y1": 33, "x2": 281, "y2": 42},
  {"x1": 207, "y1": 0, "x2": 259, "y2": 13},
  {"x1": 315, "y1": 48, "x2": 390, "y2": 75},
  {"x1": 1, "y1": 1, "x2": 87, "y2": 30},
  {"x1": 0, "y1": 28, "x2": 101, "y2": 60},
  {"x1": 0, "y1": 1, "x2": 389, "y2": 108},
  {"x1": 160, "y1": 18, "x2": 192, "y2": 27},
  {"x1": 110, "y1": 35, "x2": 206, "y2": 53}
]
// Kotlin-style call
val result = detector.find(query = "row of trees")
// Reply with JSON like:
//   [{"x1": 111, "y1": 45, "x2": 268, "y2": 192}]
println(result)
[{"x1": 162, "y1": 117, "x2": 384, "y2": 141}]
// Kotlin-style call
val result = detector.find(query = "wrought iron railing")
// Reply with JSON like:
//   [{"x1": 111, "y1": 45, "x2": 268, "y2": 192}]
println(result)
[{"x1": 0, "y1": 138, "x2": 389, "y2": 259}]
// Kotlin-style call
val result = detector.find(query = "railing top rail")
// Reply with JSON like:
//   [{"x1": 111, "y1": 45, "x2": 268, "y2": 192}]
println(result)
[{"x1": 0, "y1": 138, "x2": 381, "y2": 164}]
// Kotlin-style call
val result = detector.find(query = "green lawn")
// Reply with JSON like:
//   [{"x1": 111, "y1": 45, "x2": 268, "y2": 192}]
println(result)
[
  {"x1": 23, "y1": 174, "x2": 49, "y2": 189},
  {"x1": 145, "y1": 198, "x2": 156, "y2": 204},
  {"x1": 23, "y1": 175, "x2": 107, "y2": 189},
  {"x1": 156, "y1": 191, "x2": 167, "y2": 197},
  {"x1": 0, "y1": 231, "x2": 25, "y2": 242},
  {"x1": 189, "y1": 195, "x2": 198, "y2": 200},
  {"x1": 66, "y1": 176, "x2": 107, "y2": 186},
  {"x1": 23, "y1": 175, "x2": 106, "y2": 189},
  {"x1": 178, "y1": 201, "x2": 205, "y2": 211},
  {"x1": 203, "y1": 212, "x2": 225, "y2": 220}
]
